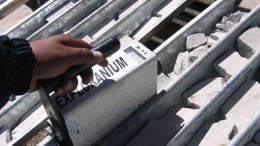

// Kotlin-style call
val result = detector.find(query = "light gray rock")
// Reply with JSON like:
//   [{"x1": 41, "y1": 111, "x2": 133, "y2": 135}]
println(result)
[
  {"x1": 229, "y1": 11, "x2": 246, "y2": 23},
  {"x1": 126, "y1": 120, "x2": 180, "y2": 146},
  {"x1": 238, "y1": 0, "x2": 260, "y2": 11},
  {"x1": 254, "y1": 130, "x2": 260, "y2": 144},
  {"x1": 213, "y1": 51, "x2": 248, "y2": 80},
  {"x1": 210, "y1": 32, "x2": 227, "y2": 40},
  {"x1": 237, "y1": 27, "x2": 260, "y2": 59},
  {"x1": 186, "y1": 33, "x2": 207, "y2": 51},
  {"x1": 215, "y1": 21, "x2": 235, "y2": 32},
  {"x1": 168, "y1": 51, "x2": 192, "y2": 79},
  {"x1": 207, "y1": 32, "x2": 226, "y2": 47},
  {"x1": 220, "y1": 16, "x2": 230, "y2": 25},
  {"x1": 189, "y1": 45, "x2": 209, "y2": 62},
  {"x1": 182, "y1": 77, "x2": 224, "y2": 109},
  {"x1": 187, "y1": 120, "x2": 237, "y2": 146},
  {"x1": 225, "y1": 21, "x2": 235, "y2": 31},
  {"x1": 221, "y1": 80, "x2": 260, "y2": 132},
  {"x1": 215, "y1": 23, "x2": 227, "y2": 32},
  {"x1": 207, "y1": 37, "x2": 217, "y2": 47},
  {"x1": 157, "y1": 73, "x2": 173, "y2": 93},
  {"x1": 212, "y1": 28, "x2": 226, "y2": 33}
]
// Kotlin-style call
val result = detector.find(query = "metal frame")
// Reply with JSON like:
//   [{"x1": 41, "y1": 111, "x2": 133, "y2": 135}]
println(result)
[
  {"x1": 0, "y1": 0, "x2": 29, "y2": 19},
  {"x1": 28, "y1": 0, "x2": 103, "y2": 41},
  {"x1": 2, "y1": 0, "x2": 68, "y2": 38},
  {"x1": 229, "y1": 111, "x2": 260, "y2": 146},
  {"x1": 98, "y1": 1, "x2": 260, "y2": 146}
]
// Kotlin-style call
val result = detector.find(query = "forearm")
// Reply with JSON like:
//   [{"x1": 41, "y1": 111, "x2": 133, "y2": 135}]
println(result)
[{"x1": 0, "y1": 35, "x2": 35, "y2": 97}]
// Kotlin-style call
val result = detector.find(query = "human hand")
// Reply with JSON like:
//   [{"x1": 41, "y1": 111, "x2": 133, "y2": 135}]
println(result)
[{"x1": 29, "y1": 34, "x2": 108, "y2": 96}]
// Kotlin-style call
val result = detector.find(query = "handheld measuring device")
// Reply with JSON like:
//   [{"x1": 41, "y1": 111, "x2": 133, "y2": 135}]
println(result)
[{"x1": 39, "y1": 38, "x2": 157, "y2": 146}]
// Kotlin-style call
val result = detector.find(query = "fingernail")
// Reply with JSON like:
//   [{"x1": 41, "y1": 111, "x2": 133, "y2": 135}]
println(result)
[{"x1": 93, "y1": 51, "x2": 103, "y2": 59}]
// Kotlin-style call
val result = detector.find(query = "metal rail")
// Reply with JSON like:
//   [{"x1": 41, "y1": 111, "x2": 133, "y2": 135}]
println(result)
[
  {"x1": 1, "y1": 0, "x2": 259, "y2": 145},
  {"x1": 0, "y1": 0, "x2": 29, "y2": 19},
  {"x1": 167, "y1": 5, "x2": 260, "y2": 145},
  {"x1": 65, "y1": 0, "x2": 133, "y2": 38},
  {"x1": 98, "y1": 1, "x2": 259, "y2": 146},
  {"x1": 2, "y1": 0, "x2": 68, "y2": 38},
  {"x1": 28, "y1": 0, "x2": 103, "y2": 41},
  {"x1": 91, "y1": 0, "x2": 169, "y2": 45},
  {"x1": 229, "y1": 111, "x2": 260, "y2": 146}
]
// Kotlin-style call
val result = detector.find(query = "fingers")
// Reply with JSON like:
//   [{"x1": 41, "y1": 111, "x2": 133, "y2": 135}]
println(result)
[
  {"x1": 66, "y1": 47, "x2": 104, "y2": 65},
  {"x1": 80, "y1": 68, "x2": 93, "y2": 84},
  {"x1": 54, "y1": 34, "x2": 104, "y2": 66},
  {"x1": 54, "y1": 77, "x2": 78, "y2": 96},
  {"x1": 98, "y1": 59, "x2": 109, "y2": 67}
]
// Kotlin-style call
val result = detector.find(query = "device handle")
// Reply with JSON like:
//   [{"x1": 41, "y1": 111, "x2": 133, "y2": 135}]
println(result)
[{"x1": 39, "y1": 37, "x2": 120, "y2": 94}]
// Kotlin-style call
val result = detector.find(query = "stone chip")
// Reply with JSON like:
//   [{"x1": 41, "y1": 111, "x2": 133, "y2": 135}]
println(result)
[
  {"x1": 189, "y1": 45, "x2": 209, "y2": 62},
  {"x1": 168, "y1": 51, "x2": 193, "y2": 79},
  {"x1": 186, "y1": 33, "x2": 207, "y2": 51},
  {"x1": 238, "y1": 0, "x2": 260, "y2": 11},
  {"x1": 237, "y1": 27, "x2": 260, "y2": 59},
  {"x1": 182, "y1": 77, "x2": 224, "y2": 109},
  {"x1": 213, "y1": 51, "x2": 248, "y2": 80}
]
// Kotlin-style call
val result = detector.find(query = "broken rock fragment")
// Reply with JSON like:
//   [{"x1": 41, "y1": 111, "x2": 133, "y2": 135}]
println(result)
[
  {"x1": 189, "y1": 45, "x2": 209, "y2": 62},
  {"x1": 237, "y1": 27, "x2": 260, "y2": 59},
  {"x1": 229, "y1": 11, "x2": 246, "y2": 23},
  {"x1": 186, "y1": 33, "x2": 207, "y2": 51},
  {"x1": 213, "y1": 51, "x2": 248, "y2": 80},
  {"x1": 238, "y1": 0, "x2": 260, "y2": 11},
  {"x1": 168, "y1": 51, "x2": 192, "y2": 79},
  {"x1": 216, "y1": 21, "x2": 235, "y2": 32},
  {"x1": 182, "y1": 77, "x2": 224, "y2": 109},
  {"x1": 207, "y1": 32, "x2": 226, "y2": 47},
  {"x1": 157, "y1": 73, "x2": 173, "y2": 93}
]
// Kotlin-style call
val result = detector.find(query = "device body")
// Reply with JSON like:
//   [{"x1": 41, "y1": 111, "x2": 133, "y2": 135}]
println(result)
[{"x1": 40, "y1": 41, "x2": 157, "y2": 145}]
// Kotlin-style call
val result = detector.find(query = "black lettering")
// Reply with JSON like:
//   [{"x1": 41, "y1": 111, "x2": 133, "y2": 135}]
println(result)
[
  {"x1": 100, "y1": 68, "x2": 111, "y2": 80},
  {"x1": 64, "y1": 95, "x2": 73, "y2": 106},
  {"x1": 69, "y1": 92, "x2": 76, "y2": 100},
  {"x1": 90, "y1": 80, "x2": 98, "y2": 86},
  {"x1": 106, "y1": 65, "x2": 114, "y2": 75},
  {"x1": 110, "y1": 61, "x2": 119, "y2": 72},
  {"x1": 77, "y1": 90, "x2": 85, "y2": 96},
  {"x1": 55, "y1": 96, "x2": 65, "y2": 109},
  {"x1": 116, "y1": 57, "x2": 128, "y2": 69},
  {"x1": 83, "y1": 86, "x2": 91, "y2": 92},
  {"x1": 83, "y1": 85, "x2": 96, "y2": 92},
  {"x1": 95, "y1": 72, "x2": 105, "y2": 84}
]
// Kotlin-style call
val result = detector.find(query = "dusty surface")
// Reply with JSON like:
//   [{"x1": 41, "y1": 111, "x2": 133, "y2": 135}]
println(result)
[
  {"x1": 237, "y1": 27, "x2": 260, "y2": 59},
  {"x1": 0, "y1": 5, "x2": 32, "y2": 34},
  {"x1": 221, "y1": 80, "x2": 260, "y2": 132},
  {"x1": 23, "y1": 127, "x2": 48, "y2": 146},
  {"x1": 187, "y1": 119, "x2": 237, "y2": 146},
  {"x1": 213, "y1": 51, "x2": 248, "y2": 80},
  {"x1": 238, "y1": 0, "x2": 260, "y2": 11}
]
